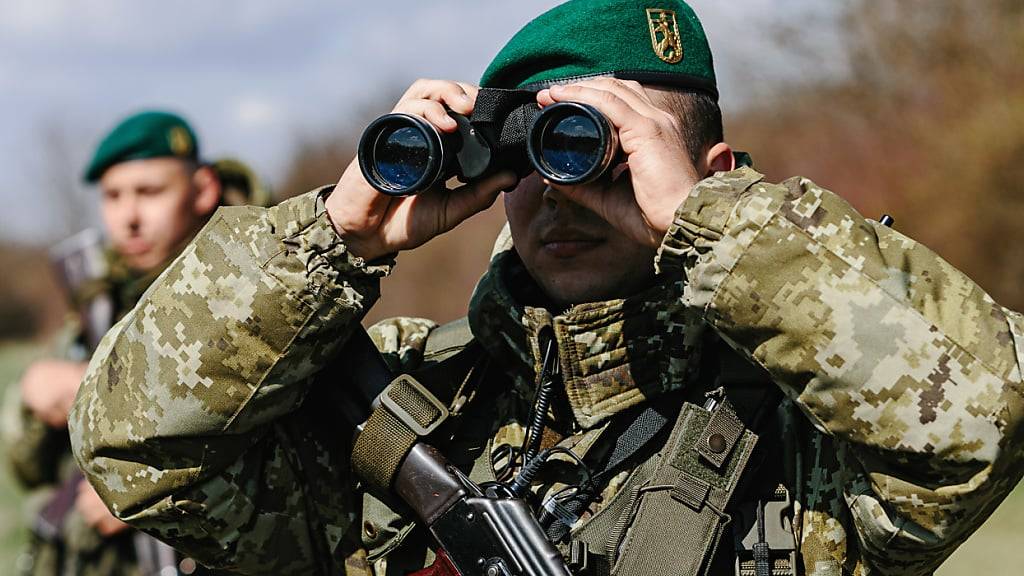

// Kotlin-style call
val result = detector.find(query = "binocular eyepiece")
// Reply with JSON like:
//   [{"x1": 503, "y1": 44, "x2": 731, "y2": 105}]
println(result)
[{"x1": 358, "y1": 88, "x2": 619, "y2": 196}]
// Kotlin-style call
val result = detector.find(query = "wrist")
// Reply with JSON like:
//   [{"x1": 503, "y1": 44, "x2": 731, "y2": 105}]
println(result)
[
  {"x1": 339, "y1": 234, "x2": 389, "y2": 263},
  {"x1": 323, "y1": 186, "x2": 390, "y2": 262}
]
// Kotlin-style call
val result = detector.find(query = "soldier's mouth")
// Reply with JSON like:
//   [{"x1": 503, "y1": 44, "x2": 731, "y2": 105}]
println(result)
[
  {"x1": 540, "y1": 236, "x2": 604, "y2": 258},
  {"x1": 117, "y1": 240, "x2": 152, "y2": 256},
  {"x1": 542, "y1": 240, "x2": 602, "y2": 258}
]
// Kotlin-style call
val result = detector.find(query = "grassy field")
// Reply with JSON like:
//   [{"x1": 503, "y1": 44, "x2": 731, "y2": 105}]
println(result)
[{"x1": 0, "y1": 341, "x2": 1020, "y2": 574}]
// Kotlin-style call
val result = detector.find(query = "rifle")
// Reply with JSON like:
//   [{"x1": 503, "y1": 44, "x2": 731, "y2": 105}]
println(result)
[
  {"x1": 49, "y1": 229, "x2": 113, "y2": 352},
  {"x1": 342, "y1": 329, "x2": 573, "y2": 576},
  {"x1": 43, "y1": 229, "x2": 185, "y2": 576}
]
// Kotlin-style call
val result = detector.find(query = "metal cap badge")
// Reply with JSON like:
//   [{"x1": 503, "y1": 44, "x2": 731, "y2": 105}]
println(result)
[{"x1": 647, "y1": 8, "x2": 684, "y2": 64}]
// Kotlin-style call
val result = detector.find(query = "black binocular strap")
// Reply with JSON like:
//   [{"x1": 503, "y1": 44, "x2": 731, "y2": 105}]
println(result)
[{"x1": 471, "y1": 88, "x2": 542, "y2": 157}]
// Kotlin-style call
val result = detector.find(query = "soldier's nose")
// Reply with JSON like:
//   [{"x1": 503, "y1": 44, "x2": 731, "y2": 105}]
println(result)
[
  {"x1": 541, "y1": 184, "x2": 560, "y2": 205},
  {"x1": 542, "y1": 184, "x2": 581, "y2": 210}
]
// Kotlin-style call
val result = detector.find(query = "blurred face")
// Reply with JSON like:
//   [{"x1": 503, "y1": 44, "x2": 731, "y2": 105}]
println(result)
[{"x1": 99, "y1": 158, "x2": 207, "y2": 272}]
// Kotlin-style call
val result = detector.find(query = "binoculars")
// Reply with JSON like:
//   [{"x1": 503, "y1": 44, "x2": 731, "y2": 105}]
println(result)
[{"x1": 358, "y1": 88, "x2": 619, "y2": 196}]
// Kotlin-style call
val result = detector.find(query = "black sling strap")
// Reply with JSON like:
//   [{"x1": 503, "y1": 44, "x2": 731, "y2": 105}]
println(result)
[{"x1": 542, "y1": 400, "x2": 680, "y2": 543}]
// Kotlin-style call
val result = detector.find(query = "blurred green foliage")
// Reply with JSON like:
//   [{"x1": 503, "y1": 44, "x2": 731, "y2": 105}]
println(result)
[{"x1": 938, "y1": 482, "x2": 1024, "y2": 575}]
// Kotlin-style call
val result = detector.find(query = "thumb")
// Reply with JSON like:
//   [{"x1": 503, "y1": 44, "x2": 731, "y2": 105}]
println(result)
[{"x1": 435, "y1": 170, "x2": 518, "y2": 234}]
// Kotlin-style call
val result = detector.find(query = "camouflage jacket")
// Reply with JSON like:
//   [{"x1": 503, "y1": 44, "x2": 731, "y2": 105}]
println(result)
[
  {"x1": 2, "y1": 252, "x2": 169, "y2": 576},
  {"x1": 69, "y1": 168, "x2": 1024, "y2": 575}
]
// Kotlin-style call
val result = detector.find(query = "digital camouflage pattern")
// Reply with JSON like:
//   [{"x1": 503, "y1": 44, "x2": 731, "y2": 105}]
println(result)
[
  {"x1": 69, "y1": 168, "x2": 1024, "y2": 575},
  {"x1": 3, "y1": 153, "x2": 266, "y2": 576},
  {"x1": 657, "y1": 168, "x2": 1024, "y2": 574}
]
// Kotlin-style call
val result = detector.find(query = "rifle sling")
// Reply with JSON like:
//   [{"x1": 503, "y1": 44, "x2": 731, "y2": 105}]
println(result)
[{"x1": 348, "y1": 323, "x2": 482, "y2": 495}]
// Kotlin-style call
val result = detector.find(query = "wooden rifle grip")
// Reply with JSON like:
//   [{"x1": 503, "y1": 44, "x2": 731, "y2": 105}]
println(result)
[{"x1": 408, "y1": 549, "x2": 461, "y2": 576}]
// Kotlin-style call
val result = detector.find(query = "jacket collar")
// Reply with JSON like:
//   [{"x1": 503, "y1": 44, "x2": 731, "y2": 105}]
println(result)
[{"x1": 468, "y1": 233, "x2": 706, "y2": 429}]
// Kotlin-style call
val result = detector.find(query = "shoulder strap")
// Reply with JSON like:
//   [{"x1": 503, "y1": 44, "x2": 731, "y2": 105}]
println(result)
[
  {"x1": 423, "y1": 316, "x2": 474, "y2": 360},
  {"x1": 414, "y1": 317, "x2": 484, "y2": 411}
]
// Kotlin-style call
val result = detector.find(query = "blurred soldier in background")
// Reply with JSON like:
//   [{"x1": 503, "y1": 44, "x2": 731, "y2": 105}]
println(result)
[{"x1": 2, "y1": 110, "x2": 268, "y2": 576}]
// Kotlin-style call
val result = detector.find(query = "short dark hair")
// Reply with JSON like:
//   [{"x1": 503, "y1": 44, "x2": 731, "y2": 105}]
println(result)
[{"x1": 660, "y1": 90, "x2": 723, "y2": 165}]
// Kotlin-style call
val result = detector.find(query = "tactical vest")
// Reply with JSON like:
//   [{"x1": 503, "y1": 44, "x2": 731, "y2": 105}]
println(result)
[{"x1": 352, "y1": 318, "x2": 799, "y2": 576}]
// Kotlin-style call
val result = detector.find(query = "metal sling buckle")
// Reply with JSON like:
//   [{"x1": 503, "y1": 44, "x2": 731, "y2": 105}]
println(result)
[
  {"x1": 379, "y1": 374, "x2": 450, "y2": 437},
  {"x1": 733, "y1": 487, "x2": 797, "y2": 576}
]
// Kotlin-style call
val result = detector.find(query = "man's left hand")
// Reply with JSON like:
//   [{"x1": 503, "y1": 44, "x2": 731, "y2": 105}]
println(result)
[
  {"x1": 536, "y1": 79, "x2": 702, "y2": 247},
  {"x1": 20, "y1": 360, "x2": 89, "y2": 428}
]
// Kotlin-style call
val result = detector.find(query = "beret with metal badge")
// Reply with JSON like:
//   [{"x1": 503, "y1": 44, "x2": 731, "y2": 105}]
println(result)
[
  {"x1": 84, "y1": 110, "x2": 199, "y2": 183},
  {"x1": 480, "y1": 0, "x2": 717, "y2": 98}
]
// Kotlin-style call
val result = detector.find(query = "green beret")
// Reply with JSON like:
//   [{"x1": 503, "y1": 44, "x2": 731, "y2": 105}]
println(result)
[
  {"x1": 84, "y1": 111, "x2": 200, "y2": 183},
  {"x1": 481, "y1": 0, "x2": 716, "y2": 98}
]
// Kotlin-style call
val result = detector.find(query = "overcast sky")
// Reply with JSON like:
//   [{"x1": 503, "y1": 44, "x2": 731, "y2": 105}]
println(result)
[{"x1": 0, "y1": 0, "x2": 836, "y2": 244}]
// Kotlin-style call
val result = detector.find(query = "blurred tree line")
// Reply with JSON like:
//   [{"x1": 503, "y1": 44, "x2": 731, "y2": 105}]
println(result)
[{"x1": 0, "y1": 0, "x2": 1021, "y2": 340}]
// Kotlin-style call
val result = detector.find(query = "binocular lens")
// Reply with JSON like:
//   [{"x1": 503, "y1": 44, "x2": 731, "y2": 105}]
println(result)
[
  {"x1": 538, "y1": 115, "x2": 602, "y2": 181},
  {"x1": 359, "y1": 114, "x2": 444, "y2": 195},
  {"x1": 358, "y1": 97, "x2": 617, "y2": 195},
  {"x1": 529, "y1": 102, "x2": 615, "y2": 185},
  {"x1": 376, "y1": 126, "x2": 430, "y2": 189}
]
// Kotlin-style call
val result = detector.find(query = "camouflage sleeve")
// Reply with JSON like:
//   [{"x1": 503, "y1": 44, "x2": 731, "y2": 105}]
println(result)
[
  {"x1": 2, "y1": 384, "x2": 66, "y2": 488},
  {"x1": 367, "y1": 317, "x2": 439, "y2": 372},
  {"x1": 69, "y1": 188, "x2": 393, "y2": 574},
  {"x1": 656, "y1": 167, "x2": 1024, "y2": 575}
]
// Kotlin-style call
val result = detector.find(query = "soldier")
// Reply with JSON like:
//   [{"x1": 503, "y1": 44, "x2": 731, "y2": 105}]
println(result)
[
  {"x1": 70, "y1": 2, "x2": 1023, "y2": 575},
  {"x1": 4, "y1": 110, "x2": 267, "y2": 576}
]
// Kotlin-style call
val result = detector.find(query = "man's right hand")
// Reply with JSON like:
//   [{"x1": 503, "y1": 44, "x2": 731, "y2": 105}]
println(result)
[
  {"x1": 325, "y1": 79, "x2": 519, "y2": 262},
  {"x1": 20, "y1": 359, "x2": 88, "y2": 429}
]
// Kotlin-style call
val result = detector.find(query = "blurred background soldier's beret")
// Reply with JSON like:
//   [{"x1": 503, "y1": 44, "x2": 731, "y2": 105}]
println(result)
[
  {"x1": 83, "y1": 110, "x2": 199, "y2": 183},
  {"x1": 480, "y1": 0, "x2": 717, "y2": 98}
]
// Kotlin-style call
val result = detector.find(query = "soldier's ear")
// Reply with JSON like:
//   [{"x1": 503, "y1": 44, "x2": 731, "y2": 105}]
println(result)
[
  {"x1": 191, "y1": 165, "x2": 222, "y2": 216},
  {"x1": 703, "y1": 142, "x2": 735, "y2": 176}
]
